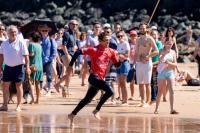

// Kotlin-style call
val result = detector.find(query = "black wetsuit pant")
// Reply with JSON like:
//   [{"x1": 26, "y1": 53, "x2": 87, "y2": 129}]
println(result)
[{"x1": 72, "y1": 74, "x2": 114, "y2": 115}]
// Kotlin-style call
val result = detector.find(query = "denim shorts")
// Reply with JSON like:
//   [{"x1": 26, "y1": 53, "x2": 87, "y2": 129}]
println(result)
[
  {"x1": 116, "y1": 60, "x2": 130, "y2": 75},
  {"x1": 157, "y1": 69, "x2": 174, "y2": 80},
  {"x1": 3, "y1": 64, "x2": 25, "y2": 82}
]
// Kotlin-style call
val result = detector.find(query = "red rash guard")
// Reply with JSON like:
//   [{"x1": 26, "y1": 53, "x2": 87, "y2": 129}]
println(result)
[{"x1": 82, "y1": 45, "x2": 118, "y2": 80}]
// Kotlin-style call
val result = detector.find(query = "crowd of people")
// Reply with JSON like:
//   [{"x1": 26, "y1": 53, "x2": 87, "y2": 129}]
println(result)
[{"x1": 0, "y1": 19, "x2": 200, "y2": 126}]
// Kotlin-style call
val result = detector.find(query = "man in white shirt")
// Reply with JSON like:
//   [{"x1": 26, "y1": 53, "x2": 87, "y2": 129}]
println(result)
[{"x1": 0, "y1": 25, "x2": 30, "y2": 111}]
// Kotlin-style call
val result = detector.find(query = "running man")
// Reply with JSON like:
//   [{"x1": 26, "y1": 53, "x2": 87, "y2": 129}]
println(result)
[{"x1": 59, "y1": 32, "x2": 123, "y2": 127}]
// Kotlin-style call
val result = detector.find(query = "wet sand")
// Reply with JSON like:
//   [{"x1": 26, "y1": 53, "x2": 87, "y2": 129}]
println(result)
[{"x1": 0, "y1": 63, "x2": 200, "y2": 132}]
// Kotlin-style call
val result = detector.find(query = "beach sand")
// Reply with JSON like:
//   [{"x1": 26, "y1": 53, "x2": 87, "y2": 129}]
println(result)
[{"x1": 0, "y1": 63, "x2": 199, "y2": 132}]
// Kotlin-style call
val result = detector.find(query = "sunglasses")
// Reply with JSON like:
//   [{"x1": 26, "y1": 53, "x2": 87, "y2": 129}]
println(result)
[
  {"x1": 41, "y1": 30, "x2": 48, "y2": 32},
  {"x1": 106, "y1": 31, "x2": 111, "y2": 34},
  {"x1": 117, "y1": 35, "x2": 123, "y2": 38}
]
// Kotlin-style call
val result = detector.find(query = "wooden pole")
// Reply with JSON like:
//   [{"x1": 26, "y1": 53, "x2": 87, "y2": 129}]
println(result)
[{"x1": 148, "y1": 0, "x2": 161, "y2": 25}]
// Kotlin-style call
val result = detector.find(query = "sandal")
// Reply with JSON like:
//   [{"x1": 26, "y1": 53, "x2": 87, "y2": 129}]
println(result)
[
  {"x1": 170, "y1": 110, "x2": 179, "y2": 114},
  {"x1": 154, "y1": 111, "x2": 159, "y2": 114},
  {"x1": 0, "y1": 106, "x2": 8, "y2": 111}
]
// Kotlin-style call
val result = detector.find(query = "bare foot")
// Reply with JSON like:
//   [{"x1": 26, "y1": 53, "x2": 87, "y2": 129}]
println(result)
[
  {"x1": 8, "y1": 99, "x2": 15, "y2": 104},
  {"x1": 62, "y1": 87, "x2": 69, "y2": 98},
  {"x1": 0, "y1": 106, "x2": 8, "y2": 111},
  {"x1": 150, "y1": 100, "x2": 156, "y2": 105},
  {"x1": 142, "y1": 103, "x2": 150, "y2": 108},
  {"x1": 54, "y1": 84, "x2": 60, "y2": 93},
  {"x1": 68, "y1": 113, "x2": 75, "y2": 127},
  {"x1": 163, "y1": 97, "x2": 167, "y2": 102},
  {"x1": 92, "y1": 110, "x2": 101, "y2": 120},
  {"x1": 29, "y1": 100, "x2": 34, "y2": 105},
  {"x1": 154, "y1": 110, "x2": 159, "y2": 114},
  {"x1": 15, "y1": 106, "x2": 21, "y2": 112},
  {"x1": 34, "y1": 100, "x2": 39, "y2": 104},
  {"x1": 136, "y1": 103, "x2": 144, "y2": 107}
]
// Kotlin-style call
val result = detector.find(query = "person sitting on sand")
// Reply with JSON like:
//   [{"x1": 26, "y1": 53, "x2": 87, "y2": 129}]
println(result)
[{"x1": 176, "y1": 70, "x2": 200, "y2": 86}]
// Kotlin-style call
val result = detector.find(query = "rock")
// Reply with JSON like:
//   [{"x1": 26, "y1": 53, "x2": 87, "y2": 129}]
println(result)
[
  {"x1": 139, "y1": 9, "x2": 147, "y2": 15},
  {"x1": 160, "y1": 9, "x2": 167, "y2": 15},
  {"x1": 55, "y1": 7, "x2": 66, "y2": 15},
  {"x1": 15, "y1": 11, "x2": 29, "y2": 19},
  {"x1": 78, "y1": 9, "x2": 86, "y2": 16},
  {"x1": 29, "y1": 12, "x2": 37, "y2": 18},
  {"x1": 37, "y1": 9, "x2": 47, "y2": 19},
  {"x1": 44, "y1": 2, "x2": 57, "y2": 10},
  {"x1": 195, "y1": 22, "x2": 200, "y2": 29},
  {"x1": 121, "y1": 19, "x2": 132, "y2": 31},
  {"x1": 52, "y1": 15, "x2": 65, "y2": 24},
  {"x1": 86, "y1": 7, "x2": 95, "y2": 16},
  {"x1": 63, "y1": 10, "x2": 71, "y2": 19},
  {"x1": 177, "y1": 55, "x2": 191, "y2": 63},
  {"x1": 183, "y1": 56, "x2": 191, "y2": 63},
  {"x1": 135, "y1": 14, "x2": 149, "y2": 22},
  {"x1": 130, "y1": 22, "x2": 140, "y2": 29},
  {"x1": 67, "y1": 1, "x2": 73, "y2": 6},
  {"x1": 177, "y1": 22, "x2": 187, "y2": 31},
  {"x1": 192, "y1": 29, "x2": 200, "y2": 40}
]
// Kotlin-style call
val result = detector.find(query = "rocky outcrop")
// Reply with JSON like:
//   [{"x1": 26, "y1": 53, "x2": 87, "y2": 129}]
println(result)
[{"x1": 0, "y1": 0, "x2": 199, "y2": 63}]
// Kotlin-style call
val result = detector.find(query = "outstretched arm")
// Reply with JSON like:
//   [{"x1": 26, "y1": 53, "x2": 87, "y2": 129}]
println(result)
[{"x1": 69, "y1": 49, "x2": 83, "y2": 67}]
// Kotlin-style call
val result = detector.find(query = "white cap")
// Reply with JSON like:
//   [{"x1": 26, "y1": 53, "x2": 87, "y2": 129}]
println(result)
[
  {"x1": 151, "y1": 26, "x2": 157, "y2": 30},
  {"x1": 103, "y1": 23, "x2": 111, "y2": 28}
]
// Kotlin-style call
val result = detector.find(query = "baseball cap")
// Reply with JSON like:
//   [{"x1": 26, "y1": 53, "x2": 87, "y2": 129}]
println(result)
[
  {"x1": 129, "y1": 30, "x2": 137, "y2": 36},
  {"x1": 151, "y1": 26, "x2": 158, "y2": 30},
  {"x1": 103, "y1": 23, "x2": 111, "y2": 29}
]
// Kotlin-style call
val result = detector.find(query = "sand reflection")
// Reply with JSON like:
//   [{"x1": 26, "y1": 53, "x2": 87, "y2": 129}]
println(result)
[{"x1": 0, "y1": 113, "x2": 199, "y2": 133}]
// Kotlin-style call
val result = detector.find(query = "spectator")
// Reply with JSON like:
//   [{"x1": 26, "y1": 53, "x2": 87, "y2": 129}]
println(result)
[
  {"x1": 135, "y1": 22, "x2": 158, "y2": 107},
  {"x1": 55, "y1": 20, "x2": 79, "y2": 97},
  {"x1": 38, "y1": 24, "x2": 57, "y2": 96},
  {"x1": 0, "y1": 25, "x2": 30, "y2": 111},
  {"x1": 28, "y1": 32, "x2": 43, "y2": 104},
  {"x1": 176, "y1": 70, "x2": 200, "y2": 86},
  {"x1": 154, "y1": 38, "x2": 178, "y2": 114},
  {"x1": 194, "y1": 36, "x2": 200, "y2": 80}
]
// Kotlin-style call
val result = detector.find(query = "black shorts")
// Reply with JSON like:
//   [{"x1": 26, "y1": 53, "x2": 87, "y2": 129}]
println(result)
[
  {"x1": 3, "y1": 64, "x2": 25, "y2": 83},
  {"x1": 187, "y1": 79, "x2": 200, "y2": 86}
]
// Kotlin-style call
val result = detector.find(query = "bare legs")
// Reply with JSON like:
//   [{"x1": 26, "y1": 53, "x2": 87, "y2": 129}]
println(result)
[
  {"x1": 118, "y1": 75, "x2": 128, "y2": 104},
  {"x1": 155, "y1": 78, "x2": 178, "y2": 114},
  {"x1": 29, "y1": 81, "x2": 41, "y2": 104},
  {"x1": 138, "y1": 84, "x2": 151, "y2": 107},
  {"x1": 81, "y1": 60, "x2": 88, "y2": 86},
  {"x1": 129, "y1": 80, "x2": 135, "y2": 99},
  {"x1": 154, "y1": 79, "x2": 165, "y2": 114},
  {"x1": 15, "y1": 82, "x2": 23, "y2": 111},
  {"x1": 0, "y1": 82, "x2": 10, "y2": 111},
  {"x1": 162, "y1": 81, "x2": 168, "y2": 102}
]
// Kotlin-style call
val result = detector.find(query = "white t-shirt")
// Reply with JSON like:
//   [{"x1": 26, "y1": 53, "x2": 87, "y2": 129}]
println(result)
[
  {"x1": 117, "y1": 41, "x2": 130, "y2": 54},
  {"x1": 0, "y1": 39, "x2": 29, "y2": 66},
  {"x1": 86, "y1": 34, "x2": 99, "y2": 47},
  {"x1": 55, "y1": 37, "x2": 63, "y2": 49},
  {"x1": 78, "y1": 40, "x2": 87, "y2": 48}
]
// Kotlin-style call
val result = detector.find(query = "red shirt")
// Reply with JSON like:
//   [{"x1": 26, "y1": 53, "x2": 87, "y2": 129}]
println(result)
[{"x1": 82, "y1": 45, "x2": 118, "y2": 80}]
